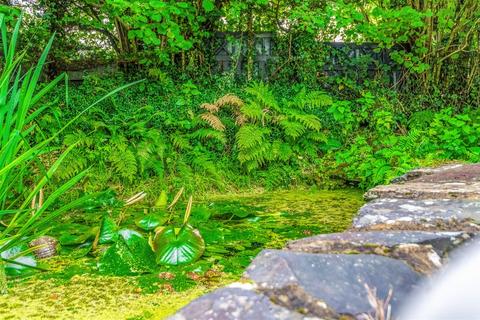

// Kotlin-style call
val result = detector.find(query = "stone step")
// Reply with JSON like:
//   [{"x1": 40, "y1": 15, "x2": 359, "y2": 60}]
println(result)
[
  {"x1": 244, "y1": 250, "x2": 422, "y2": 319},
  {"x1": 391, "y1": 163, "x2": 479, "y2": 184},
  {"x1": 353, "y1": 198, "x2": 480, "y2": 231},
  {"x1": 397, "y1": 163, "x2": 480, "y2": 184},
  {"x1": 365, "y1": 164, "x2": 480, "y2": 201},
  {"x1": 169, "y1": 284, "x2": 314, "y2": 320},
  {"x1": 364, "y1": 181, "x2": 480, "y2": 200},
  {"x1": 286, "y1": 230, "x2": 474, "y2": 274}
]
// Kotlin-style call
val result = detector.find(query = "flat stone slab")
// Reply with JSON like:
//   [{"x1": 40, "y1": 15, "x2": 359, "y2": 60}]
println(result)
[
  {"x1": 364, "y1": 182, "x2": 480, "y2": 200},
  {"x1": 169, "y1": 285, "x2": 313, "y2": 320},
  {"x1": 286, "y1": 231, "x2": 474, "y2": 274},
  {"x1": 244, "y1": 250, "x2": 422, "y2": 317},
  {"x1": 287, "y1": 230, "x2": 471, "y2": 255},
  {"x1": 391, "y1": 163, "x2": 472, "y2": 183},
  {"x1": 354, "y1": 198, "x2": 480, "y2": 231},
  {"x1": 393, "y1": 163, "x2": 480, "y2": 184}
]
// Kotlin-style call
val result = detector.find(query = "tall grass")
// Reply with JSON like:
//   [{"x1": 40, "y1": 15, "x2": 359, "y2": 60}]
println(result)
[{"x1": 0, "y1": 13, "x2": 141, "y2": 293}]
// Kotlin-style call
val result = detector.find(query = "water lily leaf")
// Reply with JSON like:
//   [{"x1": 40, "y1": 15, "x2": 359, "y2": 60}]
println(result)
[
  {"x1": 58, "y1": 226, "x2": 98, "y2": 246},
  {"x1": 98, "y1": 229, "x2": 156, "y2": 275},
  {"x1": 68, "y1": 242, "x2": 94, "y2": 259},
  {"x1": 154, "y1": 225, "x2": 205, "y2": 266},
  {"x1": 99, "y1": 215, "x2": 118, "y2": 244},
  {"x1": 210, "y1": 202, "x2": 255, "y2": 219},
  {"x1": 82, "y1": 189, "x2": 123, "y2": 212},
  {"x1": 135, "y1": 214, "x2": 166, "y2": 231},
  {"x1": 190, "y1": 206, "x2": 211, "y2": 222},
  {"x1": 1, "y1": 244, "x2": 38, "y2": 276}
]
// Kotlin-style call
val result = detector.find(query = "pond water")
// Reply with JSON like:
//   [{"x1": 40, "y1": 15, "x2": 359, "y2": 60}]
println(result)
[{"x1": 0, "y1": 188, "x2": 363, "y2": 320}]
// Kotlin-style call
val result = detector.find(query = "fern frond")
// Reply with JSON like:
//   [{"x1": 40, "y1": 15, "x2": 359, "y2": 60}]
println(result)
[
  {"x1": 245, "y1": 82, "x2": 279, "y2": 111},
  {"x1": 240, "y1": 101, "x2": 263, "y2": 121},
  {"x1": 58, "y1": 152, "x2": 89, "y2": 180},
  {"x1": 290, "y1": 114, "x2": 322, "y2": 131},
  {"x1": 235, "y1": 114, "x2": 247, "y2": 126},
  {"x1": 306, "y1": 131, "x2": 328, "y2": 142},
  {"x1": 200, "y1": 103, "x2": 219, "y2": 112},
  {"x1": 236, "y1": 125, "x2": 269, "y2": 150},
  {"x1": 216, "y1": 94, "x2": 244, "y2": 109},
  {"x1": 109, "y1": 148, "x2": 137, "y2": 182},
  {"x1": 289, "y1": 89, "x2": 333, "y2": 109},
  {"x1": 171, "y1": 134, "x2": 192, "y2": 150},
  {"x1": 280, "y1": 120, "x2": 305, "y2": 139},
  {"x1": 271, "y1": 140, "x2": 293, "y2": 162},
  {"x1": 200, "y1": 113, "x2": 226, "y2": 131},
  {"x1": 190, "y1": 128, "x2": 227, "y2": 144}
]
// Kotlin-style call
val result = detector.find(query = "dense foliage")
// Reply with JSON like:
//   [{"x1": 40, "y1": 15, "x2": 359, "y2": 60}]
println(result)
[
  {"x1": 0, "y1": 0, "x2": 478, "y2": 304},
  {"x1": 42, "y1": 75, "x2": 478, "y2": 197}
]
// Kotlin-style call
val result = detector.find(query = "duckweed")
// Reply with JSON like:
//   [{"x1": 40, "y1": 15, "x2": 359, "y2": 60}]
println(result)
[{"x1": 0, "y1": 188, "x2": 363, "y2": 319}]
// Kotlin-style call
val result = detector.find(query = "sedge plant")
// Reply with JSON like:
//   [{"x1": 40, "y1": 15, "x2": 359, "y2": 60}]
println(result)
[{"x1": 0, "y1": 13, "x2": 141, "y2": 293}]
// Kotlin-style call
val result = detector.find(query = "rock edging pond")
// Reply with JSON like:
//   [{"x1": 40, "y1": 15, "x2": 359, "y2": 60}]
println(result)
[{"x1": 169, "y1": 163, "x2": 480, "y2": 320}]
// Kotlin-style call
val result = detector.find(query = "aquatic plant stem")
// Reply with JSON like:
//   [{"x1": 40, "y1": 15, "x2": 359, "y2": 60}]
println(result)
[{"x1": 0, "y1": 261, "x2": 7, "y2": 294}]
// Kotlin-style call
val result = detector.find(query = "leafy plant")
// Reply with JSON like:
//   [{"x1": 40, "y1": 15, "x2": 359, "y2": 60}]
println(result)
[
  {"x1": 0, "y1": 14, "x2": 88, "y2": 293},
  {"x1": 154, "y1": 196, "x2": 205, "y2": 266},
  {"x1": 98, "y1": 229, "x2": 156, "y2": 275},
  {"x1": 0, "y1": 13, "x2": 141, "y2": 293}
]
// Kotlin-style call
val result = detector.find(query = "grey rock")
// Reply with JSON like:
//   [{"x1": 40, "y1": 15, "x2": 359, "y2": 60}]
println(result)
[
  {"x1": 409, "y1": 163, "x2": 480, "y2": 184},
  {"x1": 288, "y1": 230, "x2": 471, "y2": 254},
  {"x1": 244, "y1": 250, "x2": 422, "y2": 317},
  {"x1": 364, "y1": 181, "x2": 480, "y2": 201},
  {"x1": 286, "y1": 231, "x2": 473, "y2": 273},
  {"x1": 168, "y1": 285, "x2": 315, "y2": 320},
  {"x1": 391, "y1": 163, "x2": 469, "y2": 183},
  {"x1": 354, "y1": 198, "x2": 480, "y2": 231}
]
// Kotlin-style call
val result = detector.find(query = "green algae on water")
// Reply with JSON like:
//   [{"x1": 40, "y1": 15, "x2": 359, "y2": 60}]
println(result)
[{"x1": 0, "y1": 188, "x2": 363, "y2": 319}]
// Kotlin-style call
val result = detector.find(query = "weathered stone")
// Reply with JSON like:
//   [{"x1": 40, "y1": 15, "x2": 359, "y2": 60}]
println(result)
[
  {"x1": 286, "y1": 231, "x2": 473, "y2": 274},
  {"x1": 391, "y1": 163, "x2": 469, "y2": 183},
  {"x1": 364, "y1": 181, "x2": 480, "y2": 200},
  {"x1": 410, "y1": 163, "x2": 480, "y2": 183},
  {"x1": 244, "y1": 250, "x2": 422, "y2": 317},
  {"x1": 168, "y1": 284, "x2": 316, "y2": 320},
  {"x1": 354, "y1": 198, "x2": 480, "y2": 232}
]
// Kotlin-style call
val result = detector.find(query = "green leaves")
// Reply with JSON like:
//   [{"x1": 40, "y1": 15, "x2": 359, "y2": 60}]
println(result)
[
  {"x1": 135, "y1": 213, "x2": 166, "y2": 231},
  {"x1": 99, "y1": 215, "x2": 118, "y2": 244},
  {"x1": 98, "y1": 229, "x2": 156, "y2": 275},
  {"x1": 202, "y1": 0, "x2": 215, "y2": 12},
  {"x1": 1, "y1": 244, "x2": 38, "y2": 277},
  {"x1": 154, "y1": 225, "x2": 205, "y2": 266}
]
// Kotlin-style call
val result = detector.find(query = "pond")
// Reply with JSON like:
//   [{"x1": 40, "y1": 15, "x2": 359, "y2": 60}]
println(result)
[{"x1": 0, "y1": 188, "x2": 364, "y2": 320}]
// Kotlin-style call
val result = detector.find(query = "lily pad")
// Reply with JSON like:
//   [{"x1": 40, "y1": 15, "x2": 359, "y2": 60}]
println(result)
[
  {"x1": 135, "y1": 213, "x2": 166, "y2": 231},
  {"x1": 190, "y1": 206, "x2": 211, "y2": 222},
  {"x1": 154, "y1": 225, "x2": 205, "y2": 266},
  {"x1": 58, "y1": 226, "x2": 98, "y2": 246},
  {"x1": 99, "y1": 215, "x2": 118, "y2": 244},
  {"x1": 1, "y1": 244, "x2": 38, "y2": 276},
  {"x1": 210, "y1": 202, "x2": 255, "y2": 219},
  {"x1": 98, "y1": 229, "x2": 156, "y2": 275},
  {"x1": 82, "y1": 189, "x2": 123, "y2": 212},
  {"x1": 68, "y1": 242, "x2": 94, "y2": 259}
]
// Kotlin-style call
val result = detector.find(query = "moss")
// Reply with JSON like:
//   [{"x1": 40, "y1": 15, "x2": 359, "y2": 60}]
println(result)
[
  {"x1": 0, "y1": 274, "x2": 235, "y2": 320},
  {"x1": 0, "y1": 188, "x2": 363, "y2": 319}
]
